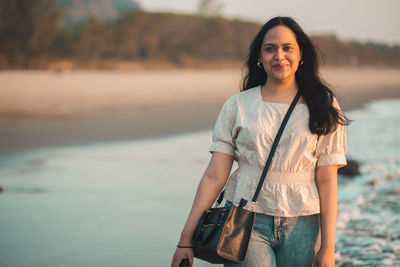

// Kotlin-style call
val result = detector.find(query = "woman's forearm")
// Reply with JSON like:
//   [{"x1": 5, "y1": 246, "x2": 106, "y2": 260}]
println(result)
[
  {"x1": 178, "y1": 152, "x2": 233, "y2": 246},
  {"x1": 178, "y1": 175, "x2": 227, "y2": 245},
  {"x1": 316, "y1": 166, "x2": 338, "y2": 251}
]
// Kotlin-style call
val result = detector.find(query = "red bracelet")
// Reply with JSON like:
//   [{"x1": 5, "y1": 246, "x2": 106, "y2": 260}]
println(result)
[{"x1": 177, "y1": 244, "x2": 194, "y2": 249}]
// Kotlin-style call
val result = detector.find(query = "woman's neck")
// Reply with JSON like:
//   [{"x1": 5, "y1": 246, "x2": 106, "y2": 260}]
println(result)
[{"x1": 261, "y1": 77, "x2": 299, "y2": 100}]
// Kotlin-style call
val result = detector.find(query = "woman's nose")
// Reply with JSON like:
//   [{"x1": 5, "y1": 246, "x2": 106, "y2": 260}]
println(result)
[{"x1": 274, "y1": 49, "x2": 285, "y2": 61}]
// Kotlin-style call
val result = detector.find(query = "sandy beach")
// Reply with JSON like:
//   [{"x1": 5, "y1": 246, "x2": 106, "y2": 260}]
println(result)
[{"x1": 0, "y1": 67, "x2": 399, "y2": 157}]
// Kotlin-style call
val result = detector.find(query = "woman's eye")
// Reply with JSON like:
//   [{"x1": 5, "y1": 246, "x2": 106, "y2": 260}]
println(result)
[
  {"x1": 265, "y1": 47, "x2": 274, "y2": 52},
  {"x1": 283, "y1": 46, "x2": 293, "y2": 51}
]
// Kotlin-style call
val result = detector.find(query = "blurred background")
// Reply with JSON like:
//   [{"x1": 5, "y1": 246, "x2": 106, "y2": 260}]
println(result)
[{"x1": 0, "y1": 0, "x2": 399, "y2": 266}]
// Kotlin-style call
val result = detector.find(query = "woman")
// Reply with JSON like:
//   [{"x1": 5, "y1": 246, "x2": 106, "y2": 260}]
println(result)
[{"x1": 171, "y1": 16, "x2": 350, "y2": 267}]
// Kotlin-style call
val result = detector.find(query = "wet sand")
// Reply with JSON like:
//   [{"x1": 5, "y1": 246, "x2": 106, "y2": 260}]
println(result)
[{"x1": 0, "y1": 67, "x2": 399, "y2": 157}]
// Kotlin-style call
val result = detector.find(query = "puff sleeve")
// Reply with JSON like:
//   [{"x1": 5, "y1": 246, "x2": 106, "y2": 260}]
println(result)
[
  {"x1": 209, "y1": 98, "x2": 237, "y2": 157},
  {"x1": 315, "y1": 98, "x2": 347, "y2": 168}
]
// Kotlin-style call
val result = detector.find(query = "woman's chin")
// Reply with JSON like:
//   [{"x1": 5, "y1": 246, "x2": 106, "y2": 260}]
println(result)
[{"x1": 270, "y1": 72, "x2": 294, "y2": 82}]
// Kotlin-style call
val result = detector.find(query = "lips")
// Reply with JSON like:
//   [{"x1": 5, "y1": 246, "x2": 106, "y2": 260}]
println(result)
[{"x1": 272, "y1": 64, "x2": 287, "y2": 70}]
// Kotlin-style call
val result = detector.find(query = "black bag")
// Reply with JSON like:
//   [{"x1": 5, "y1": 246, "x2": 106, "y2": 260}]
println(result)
[{"x1": 192, "y1": 91, "x2": 302, "y2": 264}]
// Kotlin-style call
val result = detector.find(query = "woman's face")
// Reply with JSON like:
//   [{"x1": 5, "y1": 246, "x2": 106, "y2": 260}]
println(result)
[{"x1": 258, "y1": 25, "x2": 302, "y2": 83}]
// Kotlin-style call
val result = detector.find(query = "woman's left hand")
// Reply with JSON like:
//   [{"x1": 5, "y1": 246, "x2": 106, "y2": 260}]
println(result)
[{"x1": 313, "y1": 247, "x2": 335, "y2": 267}]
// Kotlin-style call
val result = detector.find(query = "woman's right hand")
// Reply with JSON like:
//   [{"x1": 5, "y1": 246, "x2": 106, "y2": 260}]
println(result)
[{"x1": 171, "y1": 247, "x2": 194, "y2": 267}]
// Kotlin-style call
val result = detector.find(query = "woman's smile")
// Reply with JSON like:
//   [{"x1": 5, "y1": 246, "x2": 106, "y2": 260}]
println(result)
[{"x1": 272, "y1": 63, "x2": 287, "y2": 70}]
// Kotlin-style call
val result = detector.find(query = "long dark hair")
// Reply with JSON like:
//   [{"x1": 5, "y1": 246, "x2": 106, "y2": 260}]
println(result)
[{"x1": 241, "y1": 16, "x2": 350, "y2": 135}]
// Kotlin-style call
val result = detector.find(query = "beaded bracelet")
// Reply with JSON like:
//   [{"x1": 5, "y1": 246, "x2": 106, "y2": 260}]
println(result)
[{"x1": 177, "y1": 244, "x2": 194, "y2": 249}]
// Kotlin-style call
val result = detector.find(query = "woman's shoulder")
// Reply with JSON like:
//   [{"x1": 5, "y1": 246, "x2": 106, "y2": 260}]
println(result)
[{"x1": 223, "y1": 85, "x2": 260, "y2": 107}]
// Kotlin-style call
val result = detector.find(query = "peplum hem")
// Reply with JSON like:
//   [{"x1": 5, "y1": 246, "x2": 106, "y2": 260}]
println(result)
[{"x1": 224, "y1": 171, "x2": 321, "y2": 217}]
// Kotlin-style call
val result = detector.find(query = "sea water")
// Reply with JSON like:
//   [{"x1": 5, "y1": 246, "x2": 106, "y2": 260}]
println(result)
[
  {"x1": 335, "y1": 99, "x2": 400, "y2": 266},
  {"x1": 0, "y1": 98, "x2": 399, "y2": 267}
]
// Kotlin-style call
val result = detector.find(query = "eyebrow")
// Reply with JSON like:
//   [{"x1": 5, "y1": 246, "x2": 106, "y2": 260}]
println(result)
[{"x1": 262, "y1": 42, "x2": 296, "y2": 47}]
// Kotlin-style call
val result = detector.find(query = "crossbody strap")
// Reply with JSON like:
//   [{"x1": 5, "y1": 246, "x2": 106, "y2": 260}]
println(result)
[
  {"x1": 215, "y1": 90, "x2": 302, "y2": 208},
  {"x1": 251, "y1": 90, "x2": 301, "y2": 203}
]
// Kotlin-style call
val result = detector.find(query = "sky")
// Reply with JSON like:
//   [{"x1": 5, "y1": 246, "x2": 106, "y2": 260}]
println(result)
[{"x1": 136, "y1": 0, "x2": 400, "y2": 45}]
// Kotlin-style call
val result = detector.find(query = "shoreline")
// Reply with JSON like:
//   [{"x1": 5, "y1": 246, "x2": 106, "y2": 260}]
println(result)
[
  {"x1": 0, "y1": 102, "x2": 222, "y2": 158},
  {"x1": 1, "y1": 68, "x2": 400, "y2": 158}
]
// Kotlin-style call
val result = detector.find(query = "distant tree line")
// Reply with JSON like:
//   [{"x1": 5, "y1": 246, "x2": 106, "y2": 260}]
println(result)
[
  {"x1": 0, "y1": 0, "x2": 399, "y2": 69},
  {"x1": 0, "y1": 0, "x2": 64, "y2": 68},
  {"x1": 312, "y1": 35, "x2": 400, "y2": 67}
]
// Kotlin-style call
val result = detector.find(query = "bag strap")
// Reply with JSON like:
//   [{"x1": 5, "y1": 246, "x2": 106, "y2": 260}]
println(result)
[
  {"x1": 251, "y1": 90, "x2": 301, "y2": 203},
  {"x1": 216, "y1": 90, "x2": 302, "y2": 207}
]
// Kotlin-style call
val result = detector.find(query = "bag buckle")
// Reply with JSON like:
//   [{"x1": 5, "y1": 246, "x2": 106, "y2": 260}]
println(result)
[
  {"x1": 238, "y1": 198, "x2": 256, "y2": 211},
  {"x1": 239, "y1": 198, "x2": 247, "y2": 208}
]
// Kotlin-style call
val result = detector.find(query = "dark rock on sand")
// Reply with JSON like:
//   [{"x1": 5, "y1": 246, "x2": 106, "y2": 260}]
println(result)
[{"x1": 338, "y1": 159, "x2": 361, "y2": 177}]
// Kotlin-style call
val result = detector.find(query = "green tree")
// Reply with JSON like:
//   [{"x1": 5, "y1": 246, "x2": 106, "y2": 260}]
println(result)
[{"x1": 0, "y1": 0, "x2": 64, "y2": 67}]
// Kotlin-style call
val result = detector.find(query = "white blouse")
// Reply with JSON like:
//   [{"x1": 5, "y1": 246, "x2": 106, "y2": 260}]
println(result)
[{"x1": 209, "y1": 85, "x2": 347, "y2": 217}]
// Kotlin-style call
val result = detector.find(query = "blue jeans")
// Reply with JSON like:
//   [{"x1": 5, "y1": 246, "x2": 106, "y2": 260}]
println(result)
[{"x1": 223, "y1": 200, "x2": 321, "y2": 267}]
